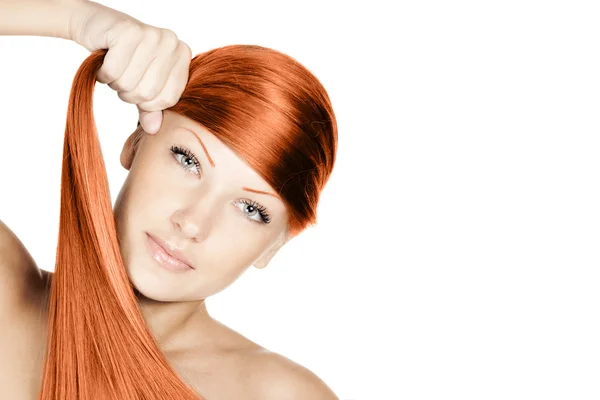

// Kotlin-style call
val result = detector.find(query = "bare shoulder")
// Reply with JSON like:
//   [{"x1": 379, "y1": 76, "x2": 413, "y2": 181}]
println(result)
[
  {"x1": 168, "y1": 323, "x2": 338, "y2": 399},
  {"x1": 208, "y1": 323, "x2": 338, "y2": 399},
  {"x1": 0, "y1": 218, "x2": 48, "y2": 314},
  {"x1": 248, "y1": 350, "x2": 339, "y2": 400}
]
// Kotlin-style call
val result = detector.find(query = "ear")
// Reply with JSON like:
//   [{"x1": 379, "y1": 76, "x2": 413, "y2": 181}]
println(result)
[
  {"x1": 253, "y1": 230, "x2": 296, "y2": 269},
  {"x1": 120, "y1": 123, "x2": 146, "y2": 170},
  {"x1": 253, "y1": 248, "x2": 279, "y2": 270}
]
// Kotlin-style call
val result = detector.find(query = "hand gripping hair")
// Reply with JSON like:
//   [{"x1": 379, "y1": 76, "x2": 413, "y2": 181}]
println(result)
[{"x1": 37, "y1": 44, "x2": 337, "y2": 399}]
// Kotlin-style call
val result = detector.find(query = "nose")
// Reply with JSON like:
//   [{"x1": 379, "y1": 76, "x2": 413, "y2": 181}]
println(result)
[{"x1": 171, "y1": 202, "x2": 215, "y2": 243}]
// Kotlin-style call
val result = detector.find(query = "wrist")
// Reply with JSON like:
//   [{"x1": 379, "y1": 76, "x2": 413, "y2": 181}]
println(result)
[{"x1": 62, "y1": 0, "x2": 93, "y2": 42}]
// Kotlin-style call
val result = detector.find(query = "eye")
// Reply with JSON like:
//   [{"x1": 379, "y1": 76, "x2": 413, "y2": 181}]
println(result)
[
  {"x1": 234, "y1": 199, "x2": 272, "y2": 224},
  {"x1": 170, "y1": 145, "x2": 202, "y2": 177}
]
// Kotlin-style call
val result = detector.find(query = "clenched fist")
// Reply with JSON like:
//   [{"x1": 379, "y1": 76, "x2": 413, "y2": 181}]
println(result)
[{"x1": 69, "y1": 1, "x2": 192, "y2": 134}]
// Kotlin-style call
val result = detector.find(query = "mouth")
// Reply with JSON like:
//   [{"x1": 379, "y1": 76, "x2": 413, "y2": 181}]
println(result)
[{"x1": 145, "y1": 233, "x2": 194, "y2": 272}]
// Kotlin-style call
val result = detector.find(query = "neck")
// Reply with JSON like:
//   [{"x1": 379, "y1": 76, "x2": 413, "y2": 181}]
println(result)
[{"x1": 134, "y1": 288, "x2": 216, "y2": 353}]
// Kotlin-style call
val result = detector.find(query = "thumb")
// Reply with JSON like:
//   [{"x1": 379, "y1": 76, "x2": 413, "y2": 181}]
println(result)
[{"x1": 138, "y1": 108, "x2": 163, "y2": 134}]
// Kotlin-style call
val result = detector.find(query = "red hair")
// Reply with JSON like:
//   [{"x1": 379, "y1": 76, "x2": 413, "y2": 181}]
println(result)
[{"x1": 38, "y1": 45, "x2": 337, "y2": 399}]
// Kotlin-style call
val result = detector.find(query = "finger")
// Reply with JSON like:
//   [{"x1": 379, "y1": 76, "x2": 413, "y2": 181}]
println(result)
[
  {"x1": 137, "y1": 47, "x2": 191, "y2": 112},
  {"x1": 133, "y1": 29, "x2": 180, "y2": 96},
  {"x1": 108, "y1": 31, "x2": 162, "y2": 94},
  {"x1": 138, "y1": 108, "x2": 163, "y2": 134},
  {"x1": 117, "y1": 55, "x2": 171, "y2": 107},
  {"x1": 118, "y1": 42, "x2": 179, "y2": 106},
  {"x1": 96, "y1": 33, "x2": 143, "y2": 85}
]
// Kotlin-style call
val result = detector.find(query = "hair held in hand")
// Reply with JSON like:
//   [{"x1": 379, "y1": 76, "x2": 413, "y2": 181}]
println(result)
[{"x1": 37, "y1": 44, "x2": 337, "y2": 399}]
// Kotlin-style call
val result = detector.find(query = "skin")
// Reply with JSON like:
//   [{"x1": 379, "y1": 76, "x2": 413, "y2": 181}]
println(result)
[
  {"x1": 108, "y1": 110, "x2": 343, "y2": 398},
  {"x1": 2, "y1": 2, "x2": 338, "y2": 398},
  {"x1": 114, "y1": 109, "x2": 294, "y2": 352},
  {"x1": 0, "y1": 109, "x2": 339, "y2": 399}
]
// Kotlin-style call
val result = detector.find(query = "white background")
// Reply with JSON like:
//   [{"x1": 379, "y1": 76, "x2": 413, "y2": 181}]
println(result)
[{"x1": 1, "y1": 1, "x2": 599, "y2": 399}]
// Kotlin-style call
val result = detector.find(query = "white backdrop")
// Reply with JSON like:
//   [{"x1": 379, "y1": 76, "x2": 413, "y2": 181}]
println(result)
[{"x1": 1, "y1": 1, "x2": 599, "y2": 399}]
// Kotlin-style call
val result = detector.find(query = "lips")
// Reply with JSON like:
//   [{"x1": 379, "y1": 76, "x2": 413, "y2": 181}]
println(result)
[{"x1": 146, "y1": 233, "x2": 195, "y2": 270}]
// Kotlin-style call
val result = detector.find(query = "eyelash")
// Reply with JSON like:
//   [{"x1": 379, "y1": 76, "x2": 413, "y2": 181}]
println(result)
[
  {"x1": 171, "y1": 145, "x2": 202, "y2": 176},
  {"x1": 170, "y1": 145, "x2": 272, "y2": 225},
  {"x1": 236, "y1": 199, "x2": 272, "y2": 224}
]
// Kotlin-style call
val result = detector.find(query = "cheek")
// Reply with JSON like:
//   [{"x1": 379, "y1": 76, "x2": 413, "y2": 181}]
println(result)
[
  {"x1": 128, "y1": 157, "x2": 181, "y2": 207},
  {"x1": 184, "y1": 232, "x2": 262, "y2": 296},
  {"x1": 116, "y1": 171, "x2": 180, "y2": 242},
  {"x1": 205, "y1": 224, "x2": 273, "y2": 265}
]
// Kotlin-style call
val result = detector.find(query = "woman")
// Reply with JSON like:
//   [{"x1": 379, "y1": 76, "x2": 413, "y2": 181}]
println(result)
[{"x1": 0, "y1": 1, "x2": 338, "y2": 399}]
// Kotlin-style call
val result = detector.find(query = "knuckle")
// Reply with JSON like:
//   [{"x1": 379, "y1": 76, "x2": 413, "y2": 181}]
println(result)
[
  {"x1": 119, "y1": 81, "x2": 137, "y2": 93},
  {"x1": 111, "y1": 22, "x2": 143, "y2": 47},
  {"x1": 108, "y1": 76, "x2": 134, "y2": 92},
  {"x1": 117, "y1": 91, "x2": 133, "y2": 104},
  {"x1": 122, "y1": 20, "x2": 144, "y2": 37},
  {"x1": 144, "y1": 27, "x2": 162, "y2": 44},
  {"x1": 100, "y1": 66, "x2": 119, "y2": 83},
  {"x1": 138, "y1": 101, "x2": 161, "y2": 112},
  {"x1": 138, "y1": 85, "x2": 160, "y2": 101},
  {"x1": 164, "y1": 93, "x2": 181, "y2": 108},
  {"x1": 180, "y1": 41, "x2": 192, "y2": 57},
  {"x1": 160, "y1": 28, "x2": 179, "y2": 47}
]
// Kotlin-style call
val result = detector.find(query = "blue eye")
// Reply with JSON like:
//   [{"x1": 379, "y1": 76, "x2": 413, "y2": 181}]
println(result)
[
  {"x1": 234, "y1": 199, "x2": 272, "y2": 224},
  {"x1": 171, "y1": 145, "x2": 202, "y2": 177}
]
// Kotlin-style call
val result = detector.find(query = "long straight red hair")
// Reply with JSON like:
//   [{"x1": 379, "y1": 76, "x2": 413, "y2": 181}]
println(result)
[{"x1": 38, "y1": 44, "x2": 337, "y2": 399}]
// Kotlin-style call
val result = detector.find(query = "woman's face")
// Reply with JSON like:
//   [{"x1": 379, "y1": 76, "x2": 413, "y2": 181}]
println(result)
[{"x1": 113, "y1": 110, "x2": 291, "y2": 302}]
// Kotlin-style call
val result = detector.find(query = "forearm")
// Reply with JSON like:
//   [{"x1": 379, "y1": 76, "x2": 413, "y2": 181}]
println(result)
[{"x1": 0, "y1": 0, "x2": 84, "y2": 40}]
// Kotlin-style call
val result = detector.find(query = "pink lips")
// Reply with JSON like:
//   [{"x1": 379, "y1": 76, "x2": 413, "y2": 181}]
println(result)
[{"x1": 146, "y1": 233, "x2": 194, "y2": 272}]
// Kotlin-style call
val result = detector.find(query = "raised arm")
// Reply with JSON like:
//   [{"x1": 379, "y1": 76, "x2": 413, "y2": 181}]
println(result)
[{"x1": 0, "y1": 0, "x2": 81, "y2": 39}]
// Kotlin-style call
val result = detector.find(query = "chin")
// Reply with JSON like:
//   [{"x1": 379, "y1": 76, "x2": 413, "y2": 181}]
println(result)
[{"x1": 126, "y1": 261, "x2": 188, "y2": 302}]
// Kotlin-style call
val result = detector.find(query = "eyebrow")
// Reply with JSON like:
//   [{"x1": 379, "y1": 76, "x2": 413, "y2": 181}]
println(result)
[
  {"x1": 178, "y1": 127, "x2": 281, "y2": 200},
  {"x1": 180, "y1": 127, "x2": 215, "y2": 167},
  {"x1": 242, "y1": 187, "x2": 281, "y2": 200}
]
